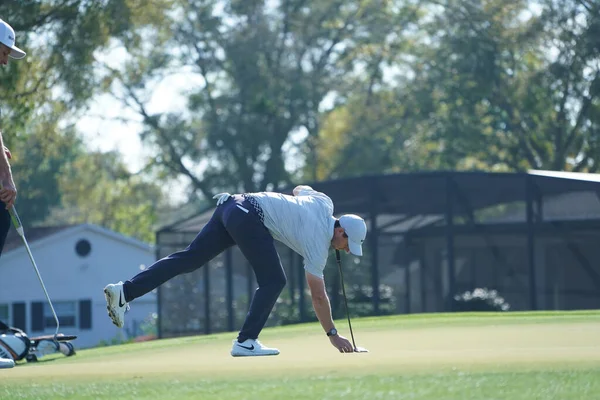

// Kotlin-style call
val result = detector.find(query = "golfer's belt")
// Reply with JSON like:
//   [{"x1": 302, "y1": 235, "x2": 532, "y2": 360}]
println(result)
[{"x1": 242, "y1": 194, "x2": 265, "y2": 224}]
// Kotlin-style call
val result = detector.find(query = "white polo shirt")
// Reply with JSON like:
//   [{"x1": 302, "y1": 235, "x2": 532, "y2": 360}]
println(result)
[{"x1": 250, "y1": 186, "x2": 336, "y2": 278}]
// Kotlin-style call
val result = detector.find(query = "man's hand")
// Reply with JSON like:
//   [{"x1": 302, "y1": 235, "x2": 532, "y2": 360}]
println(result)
[
  {"x1": 212, "y1": 192, "x2": 231, "y2": 206},
  {"x1": 329, "y1": 334, "x2": 354, "y2": 353},
  {"x1": 305, "y1": 272, "x2": 355, "y2": 353},
  {"x1": 0, "y1": 182, "x2": 16, "y2": 209},
  {"x1": 3, "y1": 146, "x2": 11, "y2": 159}
]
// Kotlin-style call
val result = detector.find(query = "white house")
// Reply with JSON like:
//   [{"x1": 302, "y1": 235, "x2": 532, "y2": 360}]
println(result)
[{"x1": 0, "y1": 224, "x2": 157, "y2": 349}]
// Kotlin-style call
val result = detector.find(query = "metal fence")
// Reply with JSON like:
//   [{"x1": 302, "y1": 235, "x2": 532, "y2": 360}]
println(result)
[{"x1": 155, "y1": 171, "x2": 600, "y2": 338}]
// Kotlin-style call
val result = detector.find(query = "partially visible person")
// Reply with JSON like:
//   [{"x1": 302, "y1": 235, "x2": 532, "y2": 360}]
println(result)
[
  {"x1": 0, "y1": 18, "x2": 26, "y2": 260},
  {"x1": 0, "y1": 320, "x2": 76, "y2": 368},
  {"x1": 104, "y1": 185, "x2": 367, "y2": 357}
]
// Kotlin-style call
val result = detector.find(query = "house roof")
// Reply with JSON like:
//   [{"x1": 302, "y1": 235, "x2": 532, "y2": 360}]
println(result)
[{"x1": 3, "y1": 223, "x2": 153, "y2": 255}]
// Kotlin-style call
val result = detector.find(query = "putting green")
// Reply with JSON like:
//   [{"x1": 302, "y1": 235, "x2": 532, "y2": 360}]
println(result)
[{"x1": 1, "y1": 311, "x2": 599, "y2": 400}]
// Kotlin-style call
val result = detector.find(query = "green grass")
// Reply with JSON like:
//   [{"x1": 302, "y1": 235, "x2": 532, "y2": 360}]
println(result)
[{"x1": 2, "y1": 311, "x2": 600, "y2": 400}]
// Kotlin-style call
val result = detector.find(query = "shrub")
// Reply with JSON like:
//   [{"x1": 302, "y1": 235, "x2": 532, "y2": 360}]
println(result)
[{"x1": 452, "y1": 288, "x2": 510, "y2": 312}]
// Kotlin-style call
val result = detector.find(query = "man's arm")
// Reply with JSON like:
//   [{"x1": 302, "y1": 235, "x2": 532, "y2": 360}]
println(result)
[
  {"x1": 305, "y1": 271, "x2": 354, "y2": 353},
  {"x1": 305, "y1": 271, "x2": 335, "y2": 332},
  {"x1": 0, "y1": 132, "x2": 10, "y2": 173},
  {"x1": 0, "y1": 131, "x2": 17, "y2": 208}
]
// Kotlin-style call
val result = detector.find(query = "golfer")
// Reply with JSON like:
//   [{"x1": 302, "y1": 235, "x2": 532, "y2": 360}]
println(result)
[
  {"x1": 0, "y1": 18, "x2": 26, "y2": 369},
  {"x1": 105, "y1": 185, "x2": 367, "y2": 356},
  {"x1": 0, "y1": 18, "x2": 26, "y2": 260}
]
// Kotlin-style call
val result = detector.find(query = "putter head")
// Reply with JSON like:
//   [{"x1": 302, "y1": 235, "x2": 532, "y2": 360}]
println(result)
[{"x1": 353, "y1": 346, "x2": 369, "y2": 353}]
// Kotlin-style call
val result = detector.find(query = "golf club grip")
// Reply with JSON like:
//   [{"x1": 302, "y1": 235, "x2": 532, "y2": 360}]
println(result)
[{"x1": 8, "y1": 204, "x2": 23, "y2": 231}]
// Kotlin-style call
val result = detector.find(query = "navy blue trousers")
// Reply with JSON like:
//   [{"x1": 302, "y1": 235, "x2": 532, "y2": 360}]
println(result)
[
  {"x1": 0, "y1": 203, "x2": 10, "y2": 259},
  {"x1": 123, "y1": 195, "x2": 287, "y2": 342}
]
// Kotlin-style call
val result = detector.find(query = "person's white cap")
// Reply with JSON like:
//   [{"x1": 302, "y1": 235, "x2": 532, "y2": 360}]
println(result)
[
  {"x1": 339, "y1": 214, "x2": 367, "y2": 256},
  {"x1": 0, "y1": 19, "x2": 26, "y2": 59}
]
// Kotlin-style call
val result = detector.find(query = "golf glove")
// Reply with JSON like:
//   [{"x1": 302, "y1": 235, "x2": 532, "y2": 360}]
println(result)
[{"x1": 213, "y1": 192, "x2": 231, "y2": 206}]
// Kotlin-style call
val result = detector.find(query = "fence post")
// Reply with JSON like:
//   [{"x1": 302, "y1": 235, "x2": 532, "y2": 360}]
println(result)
[
  {"x1": 526, "y1": 175, "x2": 538, "y2": 310},
  {"x1": 445, "y1": 175, "x2": 456, "y2": 312},
  {"x1": 370, "y1": 181, "x2": 380, "y2": 315}
]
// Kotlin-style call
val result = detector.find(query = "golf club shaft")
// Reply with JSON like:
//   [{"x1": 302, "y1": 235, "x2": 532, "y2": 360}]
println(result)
[
  {"x1": 336, "y1": 250, "x2": 358, "y2": 350},
  {"x1": 0, "y1": 186, "x2": 60, "y2": 338},
  {"x1": 21, "y1": 229, "x2": 60, "y2": 339}
]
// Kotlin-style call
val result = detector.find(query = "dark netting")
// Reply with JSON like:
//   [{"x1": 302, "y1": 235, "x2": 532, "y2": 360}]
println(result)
[{"x1": 155, "y1": 171, "x2": 600, "y2": 338}]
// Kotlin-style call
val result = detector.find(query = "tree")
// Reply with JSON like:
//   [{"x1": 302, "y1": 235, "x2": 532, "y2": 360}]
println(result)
[
  {"x1": 48, "y1": 151, "x2": 163, "y2": 243},
  {"x1": 408, "y1": 0, "x2": 600, "y2": 171},
  {"x1": 108, "y1": 0, "x2": 423, "y2": 199},
  {"x1": 6, "y1": 115, "x2": 84, "y2": 227},
  {"x1": 310, "y1": 89, "x2": 431, "y2": 180},
  {"x1": 0, "y1": 1, "x2": 172, "y2": 229}
]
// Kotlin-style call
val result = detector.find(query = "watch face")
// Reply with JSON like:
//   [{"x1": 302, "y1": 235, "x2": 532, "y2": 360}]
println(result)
[{"x1": 328, "y1": 328, "x2": 337, "y2": 336}]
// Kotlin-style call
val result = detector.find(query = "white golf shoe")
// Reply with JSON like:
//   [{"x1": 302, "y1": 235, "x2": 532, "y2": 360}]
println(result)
[
  {"x1": 230, "y1": 339, "x2": 280, "y2": 357},
  {"x1": 0, "y1": 357, "x2": 14, "y2": 369},
  {"x1": 103, "y1": 282, "x2": 129, "y2": 328}
]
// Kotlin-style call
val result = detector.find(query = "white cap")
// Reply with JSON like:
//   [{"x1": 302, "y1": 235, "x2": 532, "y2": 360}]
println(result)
[
  {"x1": 0, "y1": 19, "x2": 26, "y2": 59},
  {"x1": 339, "y1": 214, "x2": 367, "y2": 256}
]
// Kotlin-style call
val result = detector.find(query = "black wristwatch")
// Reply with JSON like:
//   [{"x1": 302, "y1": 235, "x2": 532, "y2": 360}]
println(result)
[{"x1": 326, "y1": 328, "x2": 338, "y2": 337}]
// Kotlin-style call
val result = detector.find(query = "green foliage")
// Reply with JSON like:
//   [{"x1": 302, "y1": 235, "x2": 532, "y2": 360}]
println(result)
[
  {"x1": 452, "y1": 287, "x2": 511, "y2": 312},
  {"x1": 110, "y1": 0, "x2": 424, "y2": 197},
  {"x1": 406, "y1": 0, "x2": 600, "y2": 172},
  {"x1": 313, "y1": 90, "x2": 429, "y2": 179},
  {"x1": 311, "y1": 0, "x2": 600, "y2": 177},
  {"x1": 8, "y1": 121, "x2": 84, "y2": 226},
  {"x1": 0, "y1": 2, "x2": 170, "y2": 238},
  {"x1": 95, "y1": 335, "x2": 134, "y2": 348},
  {"x1": 47, "y1": 151, "x2": 162, "y2": 243},
  {"x1": 344, "y1": 284, "x2": 397, "y2": 316},
  {"x1": 139, "y1": 313, "x2": 158, "y2": 337},
  {"x1": 272, "y1": 290, "x2": 318, "y2": 326}
]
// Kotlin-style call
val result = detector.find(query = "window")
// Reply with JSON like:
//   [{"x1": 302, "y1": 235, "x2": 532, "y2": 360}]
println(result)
[
  {"x1": 75, "y1": 239, "x2": 92, "y2": 257},
  {"x1": 44, "y1": 301, "x2": 76, "y2": 328},
  {"x1": 0, "y1": 304, "x2": 8, "y2": 324}
]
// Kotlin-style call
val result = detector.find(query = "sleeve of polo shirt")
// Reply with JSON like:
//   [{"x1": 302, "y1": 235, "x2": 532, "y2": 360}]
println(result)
[
  {"x1": 303, "y1": 237, "x2": 330, "y2": 278},
  {"x1": 304, "y1": 259, "x2": 326, "y2": 279}
]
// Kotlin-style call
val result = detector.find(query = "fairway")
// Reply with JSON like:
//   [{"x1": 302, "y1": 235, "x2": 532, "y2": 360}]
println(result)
[{"x1": 2, "y1": 311, "x2": 600, "y2": 400}]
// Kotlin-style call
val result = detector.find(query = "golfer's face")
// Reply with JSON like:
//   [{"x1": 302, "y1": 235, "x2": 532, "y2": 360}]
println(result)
[
  {"x1": 332, "y1": 228, "x2": 350, "y2": 253},
  {"x1": 0, "y1": 44, "x2": 10, "y2": 65}
]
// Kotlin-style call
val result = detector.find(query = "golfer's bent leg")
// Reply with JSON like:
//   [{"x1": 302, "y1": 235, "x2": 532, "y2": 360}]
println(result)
[
  {"x1": 224, "y1": 213, "x2": 286, "y2": 342},
  {"x1": 238, "y1": 264, "x2": 286, "y2": 342},
  {"x1": 0, "y1": 206, "x2": 10, "y2": 259},
  {"x1": 123, "y1": 213, "x2": 235, "y2": 301}
]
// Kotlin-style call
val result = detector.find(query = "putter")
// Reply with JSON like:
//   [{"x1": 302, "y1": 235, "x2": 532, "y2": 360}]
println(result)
[
  {"x1": 0, "y1": 185, "x2": 61, "y2": 345},
  {"x1": 335, "y1": 250, "x2": 369, "y2": 353}
]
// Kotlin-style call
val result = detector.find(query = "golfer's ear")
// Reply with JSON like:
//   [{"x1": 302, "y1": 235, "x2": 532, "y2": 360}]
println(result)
[{"x1": 305, "y1": 271, "x2": 327, "y2": 299}]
